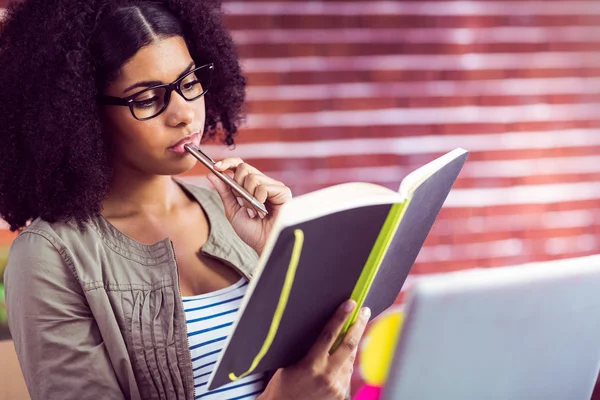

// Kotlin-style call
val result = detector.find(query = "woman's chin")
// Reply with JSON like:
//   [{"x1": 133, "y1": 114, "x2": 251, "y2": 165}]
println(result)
[
  {"x1": 125, "y1": 153, "x2": 198, "y2": 177},
  {"x1": 159, "y1": 156, "x2": 198, "y2": 176}
]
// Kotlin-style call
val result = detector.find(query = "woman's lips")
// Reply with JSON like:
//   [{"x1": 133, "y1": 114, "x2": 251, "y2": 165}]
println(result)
[{"x1": 168, "y1": 132, "x2": 201, "y2": 154}]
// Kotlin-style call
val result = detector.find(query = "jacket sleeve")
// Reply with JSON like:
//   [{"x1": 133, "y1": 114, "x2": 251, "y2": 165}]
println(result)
[{"x1": 4, "y1": 231, "x2": 125, "y2": 400}]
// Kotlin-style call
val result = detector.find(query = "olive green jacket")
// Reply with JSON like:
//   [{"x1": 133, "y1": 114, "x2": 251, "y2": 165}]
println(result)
[{"x1": 4, "y1": 182, "x2": 261, "y2": 399}]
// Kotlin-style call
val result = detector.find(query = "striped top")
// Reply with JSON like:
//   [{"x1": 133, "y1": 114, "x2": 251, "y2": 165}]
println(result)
[{"x1": 182, "y1": 278, "x2": 265, "y2": 400}]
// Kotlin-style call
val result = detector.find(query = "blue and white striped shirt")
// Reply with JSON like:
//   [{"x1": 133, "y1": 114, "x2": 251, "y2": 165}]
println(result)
[{"x1": 183, "y1": 278, "x2": 265, "y2": 400}]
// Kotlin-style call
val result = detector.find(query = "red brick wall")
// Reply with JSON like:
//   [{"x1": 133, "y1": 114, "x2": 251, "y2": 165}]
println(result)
[{"x1": 186, "y1": 0, "x2": 600, "y2": 276}]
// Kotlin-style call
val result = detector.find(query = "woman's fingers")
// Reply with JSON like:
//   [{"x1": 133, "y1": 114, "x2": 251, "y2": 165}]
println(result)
[
  {"x1": 261, "y1": 301, "x2": 368, "y2": 400},
  {"x1": 214, "y1": 158, "x2": 263, "y2": 187},
  {"x1": 240, "y1": 174, "x2": 284, "y2": 202},
  {"x1": 212, "y1": 158, "x2": 289, "y2": 218},
  {"x1": 254, "y1": 183, "x2": 289, "y2": 204},
  {"x1": 328, "y1": 306, "x2": 371, "y2": 371},
  {"x1": 304, "y1": 300, "x2": 357, "y2": 365},
  {"x1": 209, "y1": 158, "x2": 260, "y2": 213},
  {"x1": 205, "y1": 170, "x2": 240, "y2": 218},
  {"x1": 213, "y1": 157, "x2": 246, "y2": 172}
]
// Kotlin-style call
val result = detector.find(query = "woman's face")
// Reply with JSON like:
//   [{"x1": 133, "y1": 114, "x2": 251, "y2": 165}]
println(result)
[{"x1": 101, "y1": 35, "x2": 205, "y2": 176}]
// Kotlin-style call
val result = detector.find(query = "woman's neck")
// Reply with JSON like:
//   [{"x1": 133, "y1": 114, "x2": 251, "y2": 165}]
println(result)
[{"x1": 102, "y1": 168, "x2": 185, "y2": 219}]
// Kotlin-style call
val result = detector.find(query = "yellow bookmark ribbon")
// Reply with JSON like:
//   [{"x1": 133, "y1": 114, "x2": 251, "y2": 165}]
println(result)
[{"x1": 228, "y1": 228, "x2": 305, "y2": 382}]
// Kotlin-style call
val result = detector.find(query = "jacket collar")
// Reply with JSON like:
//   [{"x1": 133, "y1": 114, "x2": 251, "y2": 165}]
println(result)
[{"x1": 90, "y1": 179, "x2": 258, "y2": 280}]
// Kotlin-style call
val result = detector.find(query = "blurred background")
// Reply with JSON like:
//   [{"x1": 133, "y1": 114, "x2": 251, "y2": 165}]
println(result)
[
  {"x1": 1, "y1": 0, "x2": 600, "y2": 397},
  {"x1": 194, "y1": 0, "x2": 600, "y2": 290}
]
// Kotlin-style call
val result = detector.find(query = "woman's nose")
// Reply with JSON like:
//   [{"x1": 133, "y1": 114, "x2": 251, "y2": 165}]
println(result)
[{"x1": 165, "y1": 91, "x2": 195, "y2": 127}]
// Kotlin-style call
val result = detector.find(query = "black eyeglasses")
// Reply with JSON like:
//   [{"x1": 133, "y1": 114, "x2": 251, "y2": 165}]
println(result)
[{"x1": 98, "y1": 63, "x2": 214, "y2": 121}]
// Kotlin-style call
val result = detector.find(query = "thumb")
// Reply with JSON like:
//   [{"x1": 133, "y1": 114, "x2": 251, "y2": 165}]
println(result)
[{"x1": 206, "y1": 172, "x2": 240, "y2": 217}]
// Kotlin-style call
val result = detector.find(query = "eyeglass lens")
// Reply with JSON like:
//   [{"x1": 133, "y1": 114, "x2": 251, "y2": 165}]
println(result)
[{"x1": 130, "y1": 65, "x2": 212, "y2": 120}]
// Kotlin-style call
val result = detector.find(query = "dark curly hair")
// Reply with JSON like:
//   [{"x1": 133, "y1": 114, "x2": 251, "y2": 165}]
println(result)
[{"x1": 0, "y1": 0, "x2": 246, "y2": 231}]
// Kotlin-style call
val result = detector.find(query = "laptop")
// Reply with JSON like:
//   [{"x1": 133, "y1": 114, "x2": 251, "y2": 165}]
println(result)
[{"x1": 381, "y1": 255, "x2": 600, "y2": 400}]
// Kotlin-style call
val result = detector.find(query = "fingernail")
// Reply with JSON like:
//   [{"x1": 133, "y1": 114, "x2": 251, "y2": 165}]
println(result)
[
  {"x1": 236, "y1": 197, "x2": 244, "y2": 207},
  {"x1": 361, "y1": 307, "x2": 371, "y2": 320},
  {"x1": 214, "y1": 161, "x2": 222, "y2": 168},
  {"x1": 344, "y1": 300, "x2": 356, "y2": 313},
  {"x1": 258, "y1": 212, "x2": 265, "y2": 220},
  {"x1": 247, "y1": 208, "x2": 256, "y2": 219}
]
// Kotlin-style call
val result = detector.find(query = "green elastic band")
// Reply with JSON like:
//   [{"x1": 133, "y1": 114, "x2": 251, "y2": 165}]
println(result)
[
  {"x1": 229, "y1": 228, "x2": 305, "y2": 382},
  {"x1": 330, "y1": 200, "x2": 408, "y2": 353}
]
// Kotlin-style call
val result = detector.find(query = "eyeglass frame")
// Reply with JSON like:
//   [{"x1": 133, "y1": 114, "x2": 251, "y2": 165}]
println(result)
[{"x1": 97, "y1": 63, "x2": 214, "y2": 121}]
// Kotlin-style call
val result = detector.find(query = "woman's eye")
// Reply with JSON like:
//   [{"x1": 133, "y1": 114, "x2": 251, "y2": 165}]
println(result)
[
  {"x1": 133, "y1": 97, "x2": 159, "y2": 109},
  {"x1": 183, "y1": 80, "x2": 200, "y2": 91}
]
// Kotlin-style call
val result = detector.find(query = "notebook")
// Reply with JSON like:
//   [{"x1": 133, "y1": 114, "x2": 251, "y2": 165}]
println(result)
[
  {"x1": 207, "y1": 148, "x2": 469, "y2": 390},
  {"x1": 381, "y1": 255, "x2": 600, "y2": 400}
]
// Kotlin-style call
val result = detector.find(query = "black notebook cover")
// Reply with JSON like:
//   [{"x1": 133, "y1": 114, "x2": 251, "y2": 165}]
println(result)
[{"x1": 208, "y1": 150, "x2": 468, "y2": 390}]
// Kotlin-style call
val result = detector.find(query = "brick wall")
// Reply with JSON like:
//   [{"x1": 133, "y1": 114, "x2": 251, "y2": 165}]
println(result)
[{"x1": 186, "y1": 0, "x2": 600, "y2": 277}]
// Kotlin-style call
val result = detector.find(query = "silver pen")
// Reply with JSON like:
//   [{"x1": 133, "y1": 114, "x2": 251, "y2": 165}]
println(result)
[{"x1": 184, "y1": 144, "x2": 269, "y2": 215}]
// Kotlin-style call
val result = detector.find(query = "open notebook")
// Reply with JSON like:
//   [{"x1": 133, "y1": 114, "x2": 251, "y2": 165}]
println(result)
[{"x1": 207, "y1": 148, "x2": 469, "y2": 390}]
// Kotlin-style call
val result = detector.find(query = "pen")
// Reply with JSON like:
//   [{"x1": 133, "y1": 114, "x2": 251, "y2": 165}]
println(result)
[{"x1": 184, "y1": 144, "x2": 269, "y2": 215}]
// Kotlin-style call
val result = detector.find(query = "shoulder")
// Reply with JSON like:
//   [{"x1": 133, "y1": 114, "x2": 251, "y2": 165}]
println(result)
[
  {"x1": 14, "y1": 217, "x2": 98, "y2": 255},
  {"x1": 3, "y1": 219, "x2": 82, "y2": 296},
  {"x1": 5, "y1": 217, "x2": 103, "y2": 282},
  {"x1": 16, "y1": 217, "x2": 76, "y2": 244},
  {"x1": 10, "y1": 218, "x2": 74, "y2": 260}
]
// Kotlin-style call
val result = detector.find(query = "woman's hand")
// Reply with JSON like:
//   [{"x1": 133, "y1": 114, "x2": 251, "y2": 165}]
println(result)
[
  {"x1": 259, "y1": 300, "x2": 371, "y2": 400},
  {"x1": 206, "y1": 158, "x2": 292, "y2": 255}
]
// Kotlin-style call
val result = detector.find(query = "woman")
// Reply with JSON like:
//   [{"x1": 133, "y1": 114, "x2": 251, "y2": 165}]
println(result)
[{"x1": 0, "y1": 1, "x2": 370, "y2": 399}]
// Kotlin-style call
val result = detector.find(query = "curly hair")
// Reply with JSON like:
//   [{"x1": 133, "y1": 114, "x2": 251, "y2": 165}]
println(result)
[{"x1": 0, "y1": 0, "x2": 246, "y2": 231}]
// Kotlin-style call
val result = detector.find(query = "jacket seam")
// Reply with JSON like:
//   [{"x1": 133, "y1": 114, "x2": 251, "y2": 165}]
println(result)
[
  {"x1": 16, "y1": 229, "x2": 81, "y2": 283},
  {"x1": 83, "y1": 281, "x2": 175, "y2": 292},
  {"x1": 89, "y1": 225, "x2": 170, "y2": 266}
]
